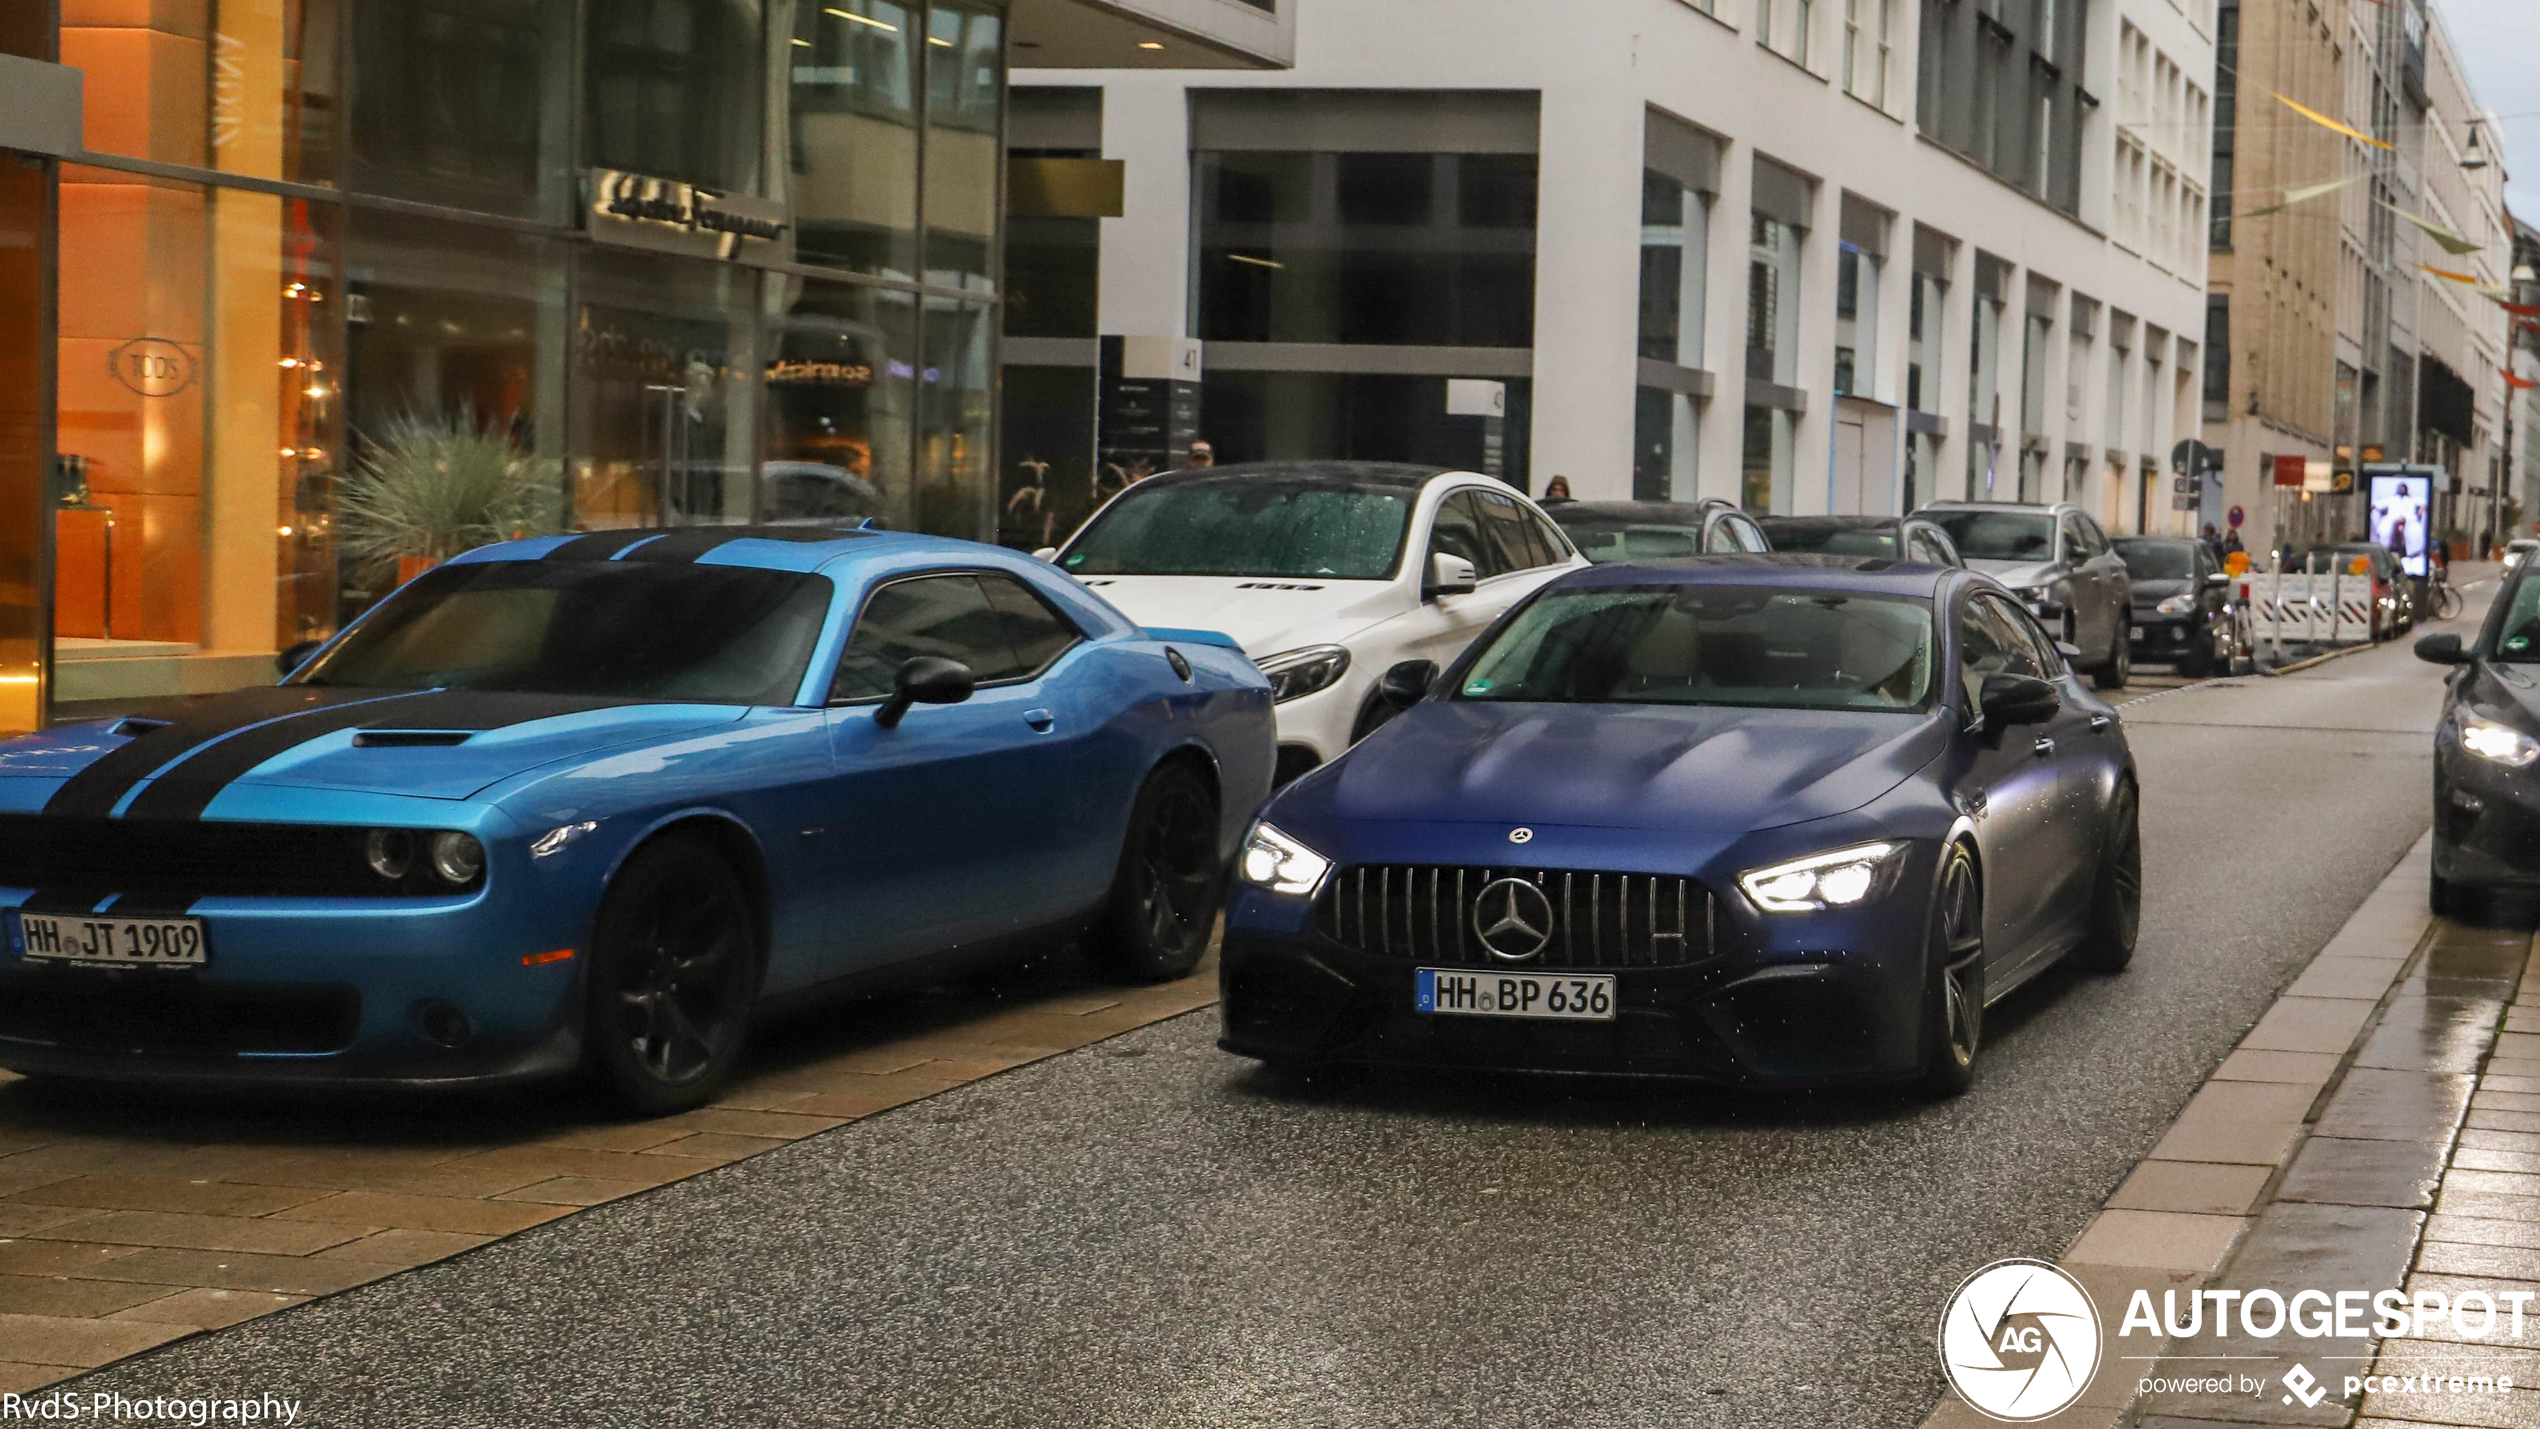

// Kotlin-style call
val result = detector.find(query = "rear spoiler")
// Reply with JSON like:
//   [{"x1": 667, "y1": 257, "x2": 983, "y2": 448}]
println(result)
[{"x1": 1144, "y1": 627, "x2": 1247, "y2": 655}]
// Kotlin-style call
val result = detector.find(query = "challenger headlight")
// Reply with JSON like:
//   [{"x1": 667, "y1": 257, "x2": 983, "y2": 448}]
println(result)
[
  {"x1": 365, "y1": 829, "x2": 415, "y2": 881},
  {"x1": 1237, "y1": 821, "x2": 1332, "y2": 897},
  {"x1": 2461, "y1": 716, "x2": 2540, "y2": 768},
  {"x1": 428, "y1": 831, "x2": 486, "y2": 885},
  {"x1": 1254, "y1": 645, "x2": 1352, "y2": 704},
  {"x1": 1738, "y1": 841, "x2": 1904, "y2": 913},
  {"x1": 2155, "y1": 594, "x2": 2194, "y2": 616}
]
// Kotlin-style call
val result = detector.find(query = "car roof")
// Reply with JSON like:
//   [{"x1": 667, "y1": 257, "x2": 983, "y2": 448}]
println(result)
[
  {"x1": 1917, "y1": 501, "x2": 2068, "y2": 515},
  {"x1": 2114, "y1": 535, "x2": 2200, "y2": 547},
  {"x1": 454, "y1": 525, "x2": 1012, "y2": 575},
  {"x1": 1551, "y1": 552, "x2": 1957, "y2": 596},
  {"x1": 1550, "y1": 500, "x2": 1725, "y2": 522},
  {"x1": 1753, "y1": 514, "x2": 1904, "y2": 530},
  {"x1": 1114, "y1": 460, "x2": 1460, "y2": 493}
]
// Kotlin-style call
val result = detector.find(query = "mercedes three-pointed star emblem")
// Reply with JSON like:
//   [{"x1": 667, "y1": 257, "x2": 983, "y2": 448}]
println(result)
[{"x1": 1472, "y1": 877, "x2": 1556, "y2": 962}]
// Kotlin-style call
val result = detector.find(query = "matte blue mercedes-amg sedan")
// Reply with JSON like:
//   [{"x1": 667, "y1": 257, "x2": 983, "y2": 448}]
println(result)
[
  {"x1": 0, "y1": 527, "x2": 1274, "y2": 1112},
  {"x1": 1219, "y1": 554, "x2": 2139, "y2": 1095}
]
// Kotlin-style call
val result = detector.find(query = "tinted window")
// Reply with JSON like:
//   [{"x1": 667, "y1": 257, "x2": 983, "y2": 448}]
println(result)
[
  {"x1": 831, "y1": 574, "x2": 1017, "y2": 701},
  {"x1": 1061, "y1": 478, "x2": 1414, "y2": 579},
  {"x1": 2114, "y1": 541, "x2": 2197, "y2": 580},
  {"x1": 1701, "y1": 516, "x2": 1744, "y2": 553},
  {"x1": 1528, "y1": 511, "x2": 1573, "y2": 563},
  {"x1": 1958, "y1": 593, "x2": 2051, "y2": 695},
  {"x1": 2075, "y1": 515, "x2": 2111, "y2": 556},
  {"x1": 1474, "y1": 489, "x2": 1547, "y2": 573},
  {"x1": 1910, "y1": 534, "x2": 1952, "y2": 565},
  {"x1": 1731, "y1": 517, "x2": 1772, "y2": 553},
  {"x1": 1457, "y1": 585, "x2": 1936, "y2": 711},
  {"x1": 981, "y1": 573, "x2": 1081, "y2": 676},
  {"x1": 1430, "y1": 491, "x2": 1492, "y2": 572},
  {"x1": 1926, "y1": 510, "x2": 2055, "y2": 562}
]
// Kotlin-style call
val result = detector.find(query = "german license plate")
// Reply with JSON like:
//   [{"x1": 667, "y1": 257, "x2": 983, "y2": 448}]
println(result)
[
  {"x1": 1416, "y1": 968, "x2": 1615, "y2": 1021},
  {"x1": 7, "y1": 910, "x2": 207, "y2": 966}
]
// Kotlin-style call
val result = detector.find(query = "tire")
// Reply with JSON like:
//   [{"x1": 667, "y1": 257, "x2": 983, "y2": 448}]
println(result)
[
  {"x1": 582, "y1": 834, "x2": 761, "y2": 1116},
  {"x1": 1919, "y1": 843, "x2": 1985, "y2": 1097},
  {"x1": 2431, "y1": 869, "x2": 2462, "y2": 918},
  {"x1": 2072, "y1": 782, "x2": 2141, "y2": 973},
  {"x1": 2092, "y1": 629, "x2": 2130, "y2": 691},
  {"x1": 1086, "y1": 762, "x2": 1223, "y2": 983}
]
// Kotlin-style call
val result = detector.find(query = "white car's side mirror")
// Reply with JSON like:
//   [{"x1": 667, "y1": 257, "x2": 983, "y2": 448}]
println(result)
[
  {"x1": 1032, "y1": 547, "x2": 1059, "y2": 562},
  {"x1": 1427, "y1": 552, "x2": 1478, "y2": 598}
]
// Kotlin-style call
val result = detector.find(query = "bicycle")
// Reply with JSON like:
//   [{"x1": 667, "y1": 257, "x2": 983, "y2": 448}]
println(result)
[{"x1": 2426, "y1": 570, "x2": 2465, "y2": 621}]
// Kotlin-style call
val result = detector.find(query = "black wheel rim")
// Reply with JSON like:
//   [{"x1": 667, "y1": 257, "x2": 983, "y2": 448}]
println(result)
[
  {"x1": 2109, "y1": 792, "x2": 2143, "y2": 949},
  {"x1": 1134, "y1": 785, "x2": 1218, "y2": 955},
  {"x1": 1940, "y1": 854, "x2": 1982, "y2": 1068},
  {"x1": 615, "y1": 866, "x2": 749, "y2": 1086}
]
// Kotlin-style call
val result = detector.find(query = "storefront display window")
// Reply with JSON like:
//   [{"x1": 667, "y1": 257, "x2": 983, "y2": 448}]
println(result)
[
  {"x1": 63, "y1": 0, "x2": 340, "y2": 186},
  {"x1": 570, "y1": 248, "x2": 759, "y2": 529},
  {"x1": 923, "y1": 5, "x2": 1005, "y2": 292},
  {"x1": 786, "y1": 0, "x2": 921, "y2": 279},
  {"x1": 762, "y1": 276, "x2": 916, "y2": 528},
  {"x1": 586, "y1": 0, "x2": 765, "y2": 196},
  {"x1": 919, "y1": 296, "x2": 995, "y2": 535},
  {"x1": 348, "y1": 0, "x2": 575, "y2": 222}
]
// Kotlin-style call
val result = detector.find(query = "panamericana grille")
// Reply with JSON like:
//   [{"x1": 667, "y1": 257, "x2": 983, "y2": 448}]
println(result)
[
  {"x1": 1316, "y1": 866, "x2": 1717, "y2": 968},
  {"x1": 0, "y1": 815, "x2": 447, "y2": 900}
]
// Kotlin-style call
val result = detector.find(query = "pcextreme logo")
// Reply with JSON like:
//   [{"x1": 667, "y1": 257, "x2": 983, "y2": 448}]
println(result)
[{"x1": 1938, "y1": 1259, "x2": 2104, "y2": 1422}]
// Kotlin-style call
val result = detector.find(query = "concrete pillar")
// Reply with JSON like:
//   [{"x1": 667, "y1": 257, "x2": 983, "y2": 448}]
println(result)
[
  {"x1": 1529, "y1": 82, "x2": 1642, "y2": 498},
  {"x1": 1698, "y1": 145, "x2": 1755, "y2": 505},
  {"x1": 1096, "y1": 79, "x2": 1191, "y2": 342}
]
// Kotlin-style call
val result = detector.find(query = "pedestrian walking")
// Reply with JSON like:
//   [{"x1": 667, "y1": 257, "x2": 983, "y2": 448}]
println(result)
[
  {"x1": 2220, "y1": 528, "x2": 2244, "y2": 559},
  {"x1": 1541, "y1": 475, "x2": 1574, "y2": 504},
  {"x1": 1184, "y1": 440, "x2": 1215, "y2": 470}
]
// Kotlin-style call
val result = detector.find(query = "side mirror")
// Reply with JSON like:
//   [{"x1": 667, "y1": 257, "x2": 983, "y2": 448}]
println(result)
[
  {"x1": 2415, "y1": 632, "x2": 2470, "y2": 666},
  {"x1": 874, "y1": 656, "x2": 976, "y2": 729},
  {"x1": 1427, "y1": 552, "x2": 1478, "y2": 599},
  {"x1": 1978, "y1": 673, "x2": 2062, "y2": 729},
  {"x1": 2052, "y1": 640, "x2": 2084, "y2": 664},
  {"x1": 1032, "y1": 547, "x2": 1059, "y2": 562},
  {"x1": 277, "y1": 639, "x2": 324, "y2": 678},
  {"x1": 2206, "y1": 571, "x2": 2230, "y2": 587},
  {"x1": 1378, "y1": 659, "x2": 1438, "y2": 709}
]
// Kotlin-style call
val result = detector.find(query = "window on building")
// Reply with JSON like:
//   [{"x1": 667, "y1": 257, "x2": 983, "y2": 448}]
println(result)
[
  {"x1": 349, "y1": 0, "x2": 576, "y2": 221},
  {"x1": 66, "y1": 0, "x2": 340, "y2": 186},
  {"x1": 1836, "y1": 244, "x2": 1881, "y2": 396},
  {"x1": 1971, "y1": 282, "x2": 2005, "y2": 437},
  {"x1": 1639, "y1": 171, "x2": 1710, "y2": 367},
  {"x1": 1915, "y1": 0, "x2": 2090, "y2": 215},
  {"x1": 924, "y1": 4, "x2": 1004, "y2": 293},
  {"x1": 1744, "y1": 403, "x2": 1796, "y2": 513},
  {"x1": 586, "y1": 0, "x2": 765, "y2": 195},
  {"x1": 789, "y1": 0, "x2": 923, "y2": 280},
  {"x1": 1635, "y1": 387, "x2": 1700, "y2": 501},
  {"x1": 1845, "y1": 0, "x2": 1892, "y2": 103},
  {"x1": 1909, "y1": 269, "x2": 1945, "y2": 412},
  {"x1": 2202, "y1": 296, "x2": 2230, "y2": 415},
  {"x1": 2021, "y1": 309, "x2": 2052, "y2": 437},
  {"x1": 1748, "y1": 212, "x2": 1803, "y2": 386}
]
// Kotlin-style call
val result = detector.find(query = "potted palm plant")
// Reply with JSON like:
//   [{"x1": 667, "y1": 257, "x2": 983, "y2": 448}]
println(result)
[{"x1": 339, "y1": 411, "x2": 564, "y2": 586}]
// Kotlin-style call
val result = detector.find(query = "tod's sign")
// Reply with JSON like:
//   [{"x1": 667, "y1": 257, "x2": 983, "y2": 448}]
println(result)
[{"x1": 586, "y1": 170, "x2": 790, "y2": 263}]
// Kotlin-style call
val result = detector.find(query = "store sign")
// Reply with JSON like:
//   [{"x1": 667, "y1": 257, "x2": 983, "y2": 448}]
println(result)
[
  {"x1": 106, "y1": 338, "x2": 197, "y2": 398},
  {"x1": 765, "y1": 359, "x2": 875, "y2": 388},
  {"x1": 586, "y1": 170, "x2": 790, "y2": 264}
]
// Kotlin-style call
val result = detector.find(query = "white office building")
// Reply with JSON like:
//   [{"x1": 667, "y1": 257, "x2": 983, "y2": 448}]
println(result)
[{"x1": 1003, "y1": 0, "x2": 2216, "y2": 532}]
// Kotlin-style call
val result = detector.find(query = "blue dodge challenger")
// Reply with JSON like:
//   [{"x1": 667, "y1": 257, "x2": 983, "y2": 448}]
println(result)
[
  {"x1": 0, "y1": 526, "x2": 1274, "y2": 1112},
  {"x1": 1220, "y1": 554, "x2": 2138, "y2": 1093}
]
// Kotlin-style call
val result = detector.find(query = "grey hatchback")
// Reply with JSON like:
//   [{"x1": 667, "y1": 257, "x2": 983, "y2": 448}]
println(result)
[{"x1": 1915, "y1": 502, "x2": 2135, "y2": 689}]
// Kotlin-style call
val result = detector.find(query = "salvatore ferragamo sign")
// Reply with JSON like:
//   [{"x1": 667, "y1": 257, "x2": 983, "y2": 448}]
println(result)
[{"x1": 585, "y1": 170, "x2": 791, "y2": 264}]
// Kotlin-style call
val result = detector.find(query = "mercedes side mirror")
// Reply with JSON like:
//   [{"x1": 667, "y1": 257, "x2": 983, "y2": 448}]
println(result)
[
  {"x1": 1032, "y1": 546, "x2": 1059, "y2": 562},
  {"x1": 277, "y1": 639, "x2": 323, "y2": 678},
  {"x1": 1378, "y1": 659, "x2": 1438, "y2": 709},
  {"x1": 2052, "y1": 640, "x2": 2084, "y2": 664},
  {"x1": 1978, "y1": 673, "x2": 2061, "y2": 729},
  {"x1": 1427, "y1": 552, "x2": 1478, "y2": 599},
  {"x1": 2415, "y1": 632, "x2": 2470, "y2": 665},
  {"x1": 874, "y1": 656, "x2": 976, "y2": 729},
  {"x1": 2206, "y1": 571, "x2": 2231, "y2": 587}
]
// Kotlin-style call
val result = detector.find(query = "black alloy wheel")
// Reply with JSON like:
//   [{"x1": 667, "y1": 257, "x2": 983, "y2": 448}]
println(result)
[
  {"x1": 584, "y1": 834, "x2": 760, "y2": 1115},
  {"x1": 2073, "y1": 783, "x2": 2142, "y2": 972},
  {"x1": 1920, "y1": 843, "x2": 1985, "y2": 1097},
  {"x1": 1089, "y1": 762, "x2": 1222, "y2": 983}
]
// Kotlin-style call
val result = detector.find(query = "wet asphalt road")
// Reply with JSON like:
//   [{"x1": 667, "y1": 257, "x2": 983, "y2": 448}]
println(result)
[{"x1": 62, "y1": 608, "x2": 2477, "y2": 1429}]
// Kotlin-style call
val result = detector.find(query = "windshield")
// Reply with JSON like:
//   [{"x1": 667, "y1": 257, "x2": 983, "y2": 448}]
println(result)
[
  {"x1": 1060, "y1": 478, "x2": 1413, "y2": 579},
  {"x1": 1926, "y1": 511, "x2": 2054, "y2": 563},
  {"x1": 1456, "y1": 585, "x2": 1936, "y2": 711},
  {"x1": 2115, "y1": 541, "x2": 2195, "y2": 581},
  {"x1": 300, "y1": 561, "x2": 835, "y2": 704},
  {"x1": 1553, "y1": 516, "x2": 1705, "y2": 565},
  {"x1": 1757, "y1": 523, "x2": 1900, "y2": 558}
]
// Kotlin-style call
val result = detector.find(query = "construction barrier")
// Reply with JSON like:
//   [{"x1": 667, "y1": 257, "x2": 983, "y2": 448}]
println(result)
[{"x1": 2242, "y1": 572, "x2": 2376, "y2": 648}]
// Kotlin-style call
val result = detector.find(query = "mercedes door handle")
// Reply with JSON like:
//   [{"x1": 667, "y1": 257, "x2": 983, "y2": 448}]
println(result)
[
  {"x1": 2033, "y1": 737, "x2": 2057, "y2": 757},
  {"x1": 1024, "y1": 709, "x2": 1055, "y2": 732},
  {"x1": 2089, "y1": 714, "x2": 2113, "y2": 733}
]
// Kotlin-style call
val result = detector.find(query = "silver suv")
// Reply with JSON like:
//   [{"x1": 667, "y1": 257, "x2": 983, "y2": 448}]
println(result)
[{"x1": 1913, "y1": 501, "x2": 2136, "y2": 689}]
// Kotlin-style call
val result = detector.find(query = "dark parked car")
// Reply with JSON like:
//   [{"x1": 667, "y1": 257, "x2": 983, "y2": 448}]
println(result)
[
  {"x1": 2301, "y1": 543, "x2": 2414, "y2": 639},
  {"x1": 2418, "y1": 569, "x2": 2540, "y2": 913},
  {"x1": 1755, "y1": 515, "x2": 1965, "y2": 566},
  {"x1": 2114, "y1": 536, "x2": 2250, "y2": 676},
  {"x1": 1917, "y1": 502, "x2": 2134, "y2": 689},
  {"x1": 1221, "y1": 554, "x2": 2140, "y2": 1095},
  {"x1": 1549, "y1": 500, "x2": 1771, "y2": 564}
]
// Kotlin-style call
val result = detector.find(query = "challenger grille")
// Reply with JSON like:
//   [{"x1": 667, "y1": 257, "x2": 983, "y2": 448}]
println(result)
[
  {"x1": 1315, "y1": 865, "x2": 1718, "y2": 968},
  {"x1": 0, "y1": 816, "x2": 452, "y2": 900}
]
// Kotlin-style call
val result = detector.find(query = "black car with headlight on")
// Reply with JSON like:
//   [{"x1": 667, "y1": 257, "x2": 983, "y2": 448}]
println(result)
[{"x1": 2420, "y1": 572, "x2": 2540, "y2": 914}]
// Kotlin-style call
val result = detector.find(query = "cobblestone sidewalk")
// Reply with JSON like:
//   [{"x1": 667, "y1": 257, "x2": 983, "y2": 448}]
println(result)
[{"x1": 0, "y1": 949, "x2": 1217, "y2": 1390}]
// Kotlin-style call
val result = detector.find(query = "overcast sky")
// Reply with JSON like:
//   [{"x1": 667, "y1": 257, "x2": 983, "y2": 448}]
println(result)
[{"x1": 2434, "y1": 0, "x2": 2540, "y2": 225}]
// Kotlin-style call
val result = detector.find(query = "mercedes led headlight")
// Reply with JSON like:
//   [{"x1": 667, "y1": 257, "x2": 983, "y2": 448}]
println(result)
[
  {"x1": 1254, "y1": 645, "x2": 1352, "y2": 704},
  {"x1": 1237, "y1": 822, "x2": 1332, "y2": 897},
  {"x1": 1738, "y1": 841, "x2": 1904, "y2": 913},
  {"x1": 2155, "y1": 594, "x2": 2194, "y2": 616},
  {"x1": 2461, "y1": 716, "x2": 2540, "y2": 768}
]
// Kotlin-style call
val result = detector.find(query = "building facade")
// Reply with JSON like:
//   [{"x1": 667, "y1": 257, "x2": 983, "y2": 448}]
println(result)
[
  {"x1": 2202, "y1": 0, "x2": 2513, "y2": 556},
  {"x1": 0, "y1": 0, "x2": 1292, "y2": 734},
  {"x1": 1008, "y1": 0, "x2": 2215, "y2": 544}
]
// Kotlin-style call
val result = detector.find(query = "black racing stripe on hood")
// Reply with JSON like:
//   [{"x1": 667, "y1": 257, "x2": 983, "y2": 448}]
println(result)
[
  {"x1": 544, "y1": 531, "x2": 659, "y2": 562},
  {"x1": 119, "y1": 690, "x2": 644, "y2": 822},
  {"x1": 619, "y1": 526, "x2": 873, "y2": 563},
  {"x1": 41, "y1": 687, "x2": 403, "y2": 820},
  {"x1": 19, "y1": 890, "x2": 110, "y2": 915}
]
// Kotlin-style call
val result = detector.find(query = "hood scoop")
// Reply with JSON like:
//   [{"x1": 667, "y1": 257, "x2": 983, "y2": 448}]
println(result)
[
  {"x1": 351, "y1": 730, "x2": 476, "y2": 748},
  {"x1": 109, "y1": 717, "x2": 172, "y2": 738}
]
